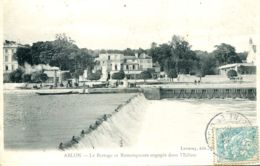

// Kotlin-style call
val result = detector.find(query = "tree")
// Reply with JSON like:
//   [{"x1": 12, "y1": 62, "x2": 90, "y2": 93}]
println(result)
[
  {"x1": 195, "y1": 51, "x2": 217, "y2": 76},
  {"x1": 237, "y1": 52, "x2": 248, "y2": 62},
  {"x1": 213, "y1": 43, "x2": 241, "y2": 66},
  {"x1": 62, "y1": 72, "x2": 72, "y2": 80},
  {"x1": 55, "y1": 33, "x2": 75, "y2": 44},
  {"x1": 72, "y1": 69, "x2": 83, "y2": 83},
  {"x1": 148, "y1": 35, "x2": 199, "y2": 75},
  {"x1": 170, "y1": 35, "x2": 198, "y2": 74},
  {"x1": 137, "y1": 48, "x2": 146, "y2": 56},
  {"x1": 148, "y1": 43, "x2": 171, "y2": 67},
  {"x1": 40, "y1": 73, "x2": 48, "y2": 82},
  {"x1": 167, "y1": 69, "x2": 177, "y2": 81},
  {"x1": 9, "y1": 68, "x2": 24, "y2": 83},
  {"x1": 140, "y1": 71, "x2": 152, "y2": 82},
  {"x1": 22, "y1": 74, "x2": 32, "y2": 83},
  {"x1": 88, "y1": 72, "x2": 101, "y2": 81},
  {"x1": 123, "y1": 48, "x2": 135, "y2": 56},
  {"x1": 15, "y1": 34, "x2": 95, "y2": 76},
  {"x1": 31, "y1": 72, "x2": 41, "y2": 83},
  {"x1": 112, "y1": 70, "x2": 125, "y2": 80},
  {"x1": 31, "y1": 72, "x2": 48, "y2": 83},
  {"x1": 15, "y1": 47, "x2": 32, "y2": 65},
  {"x1": 227, "y1": 70, "x2": 238, "y2": 79}
]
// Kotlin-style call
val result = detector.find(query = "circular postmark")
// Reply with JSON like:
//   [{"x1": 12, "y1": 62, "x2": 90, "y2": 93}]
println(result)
[{"x1": 205, "y1": 111, "x2": 252, "y2": 151}]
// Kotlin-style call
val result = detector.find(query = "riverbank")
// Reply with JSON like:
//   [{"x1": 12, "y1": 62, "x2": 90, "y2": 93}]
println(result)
[
  {"x1": 4, "y1": 82, "x2": 256, "y2": 100},
  {"x1": 4, "y1": 82, "x2": 256, "y2": 91}
]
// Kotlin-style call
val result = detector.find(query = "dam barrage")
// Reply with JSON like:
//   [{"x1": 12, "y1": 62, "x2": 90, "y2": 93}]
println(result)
[{"x1": 63, "y1": 94, "x2": 256, "y2": 150}]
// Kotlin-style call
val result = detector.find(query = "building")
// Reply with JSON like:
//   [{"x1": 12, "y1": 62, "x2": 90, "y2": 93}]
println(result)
[
  {"x1": 218, "y1": 39, "x2": 258, "y2": 76},
  {"x1": 3, "y1": 40, "x2": 26, "y2": 73},
  {"x1": 218, "y1": 63, "x2": 256, "y2": 75},
  {"x1": 247, "y1": 38, "x2": 257, "y2": 64},
  {"x1": 40, "y1": 66, "x2": 71, "y2": 86},
  {"x1": 43, "y1": 68, "x2": 60, "y2": 85},
  {"x1": 96, "y1": 52, "x2": 154, "y2": 81}
]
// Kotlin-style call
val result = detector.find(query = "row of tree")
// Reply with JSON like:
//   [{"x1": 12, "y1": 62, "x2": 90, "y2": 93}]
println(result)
[
  {"x1": 87, "y1": 70, "x2": 153, "y2": 82},
  {"x1": 148, "y1": 35, "x2": 247, "y2": 79},
  {"x1": 12, "y1": 34, "x2": 247, "y2": 83},
  {"x1": 15, "y1": 34, "x2": 95, "y2": 82},
  {"x1": 99, "y1": 48, "x2": 147, "y2": 56},
  {"x1": 8, "y1": 68, "x2": 48, "y2": 83},
  {"x1": 111, "y1": 70, "x2": 152, "y2": 81}
]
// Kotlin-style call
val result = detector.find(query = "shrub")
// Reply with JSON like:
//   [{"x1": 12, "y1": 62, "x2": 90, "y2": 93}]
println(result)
[
  {"x1": 88, "y1": 72, "x2": 101, "y2": 81},
  {"x1": 167, "y1": 69, "x2": 178, "y2": 79},
  {"x1": 9, "y1": 68, "x2": 24, "y2": 83},
  {"x1": 40, "y1": 73, "x2": 48, "y2": 82},
  {"x1": 22, "y1": 74, "x2": 32, "y2": 83},
  {"x1": 140, "y1": 71, "x2": 152, "y2": 81},
  {"x1": 31, "y1": 72, "x2": 48, "y2": 83},
  {"x1": 62, "y1": 72, "x2": 72, "y2": 80},
  {"x1": 112, "y1": 70, "x2": 125, "y2": 80},
  {"x1": 227, "y1": 70, "x2": 238, "y2": 78}
]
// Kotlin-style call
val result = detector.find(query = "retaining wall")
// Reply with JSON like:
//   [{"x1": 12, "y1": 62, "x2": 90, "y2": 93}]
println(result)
[{"x1": 143, "y1": 87, "x2": 256, "y2": 100}]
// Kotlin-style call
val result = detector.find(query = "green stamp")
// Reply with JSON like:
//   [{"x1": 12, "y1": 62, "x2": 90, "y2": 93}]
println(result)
[{"x1": 214, "y1": 126, "x2": 259, "y2": 164}]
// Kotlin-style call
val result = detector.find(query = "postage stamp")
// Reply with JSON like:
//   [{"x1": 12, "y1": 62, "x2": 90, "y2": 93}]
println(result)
[
  {"x1": 205, "y1": 111, "x2": 252, "y2": 151},
  {"x1": 213, "y1": 126, "x2": 259, "y2": 165}
]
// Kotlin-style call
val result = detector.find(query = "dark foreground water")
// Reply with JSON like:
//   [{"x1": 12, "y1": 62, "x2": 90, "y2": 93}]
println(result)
[{"x1": 4, "y1": 92, "x2": 135, "y2": 150}]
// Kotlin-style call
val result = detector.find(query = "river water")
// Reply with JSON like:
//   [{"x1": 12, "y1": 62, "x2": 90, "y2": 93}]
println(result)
[
  {"x1": 71, "y1": 96, "x2": 256, "y2": 150},
  {"x1": 4, "y1": 92, "x2": 136, "y2": 150},
  {"x1": 4, "y1": 92, "x2": 256, "y2": 152}
]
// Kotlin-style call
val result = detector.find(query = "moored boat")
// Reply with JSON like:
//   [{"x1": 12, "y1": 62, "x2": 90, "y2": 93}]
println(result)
[{"x1": 36, "y1": 91, "x2": 77, "y2": 95}]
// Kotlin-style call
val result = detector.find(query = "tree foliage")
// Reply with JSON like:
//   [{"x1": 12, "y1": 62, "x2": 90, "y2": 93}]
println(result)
[
  {"x1": 195, "y1": 51, "x2": 217, "y2": 76},
  {"x1": 140, "y1": 70, "x2": 152, "y2": 81},
  {"x1": 123, "y1": 48, "x2": 135, "y2": 56},
  {"x1": 9, "y1": 68, "x2": 24, "y2": 83},
  {"x1": 148, "y1": 35, "x2": 199, "y2": 76},
  {"x1": 14, "y1": 34, "x2": 247, "y2": 81},
  {"x1": 40, "y1": 73, "x2": 48, "y2": 82},
  {"x1": 62, "y1": 72, "x2": 72, "y2": 80},
  {"x1": 100, "y1": 48, "x2": 147, "y2": 57},
  {"x1": 88, "y1": 72, "x2": 101, "y2": 81},
  {"x1": 16, "y1": 47, "x2": 32, "y2": 66},
  {"x1": 15, "y1": 34, "x2": 94, "y2": 79},
  {"x1": 112, "y1": 70, "x2": 125, "y2": 80},
  {"x1": 148, "y1": 36, "x2": 244, "y2": 77},
  {"x1": 227, "y1": 70, "x2": 238, "y2": 78},
  {"x1": 22, "y1": 74, "x2": 32, "y2": 83},
  {"x1": 237, "y1": 52, "x2": 248, "y2": 61},
  {"x1": 31, "y1": 72, "x2": 48, "y2": 83},
  {"x1": 213, "y1": 43, "x2": 241, "y2": 65},
  {"x1": 167, "y1": 69, "x2": 177, "y2": 80}
]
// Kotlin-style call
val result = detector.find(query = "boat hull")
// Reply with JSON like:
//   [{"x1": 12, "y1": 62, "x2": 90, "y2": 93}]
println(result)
[{"x1": 36, "y1": 91, "x2": 76, "y2": 95}]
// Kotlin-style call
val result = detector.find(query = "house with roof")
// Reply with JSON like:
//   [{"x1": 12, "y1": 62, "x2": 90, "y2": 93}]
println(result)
[
  {"x1": 95, "y1": 52, "x2": 156, "y2": 81},
  {"x1": 3, "y1": 40, "x2": 27, "y2": 73}
]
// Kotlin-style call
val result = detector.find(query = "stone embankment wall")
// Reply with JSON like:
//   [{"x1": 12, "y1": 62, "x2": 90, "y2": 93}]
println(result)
[{"x1": 143, "y1": 87, "x2": 256, "y2": 100}]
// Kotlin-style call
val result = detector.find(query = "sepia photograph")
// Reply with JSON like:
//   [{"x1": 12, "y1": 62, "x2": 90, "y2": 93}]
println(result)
[{"x1": 1, "y1": 0, "x2": 259, "y2": 165}]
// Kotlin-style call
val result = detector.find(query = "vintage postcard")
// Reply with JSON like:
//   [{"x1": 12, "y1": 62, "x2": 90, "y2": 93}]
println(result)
[{"x1": 0, "y1": 0, "x2": 259, "y2": 165}]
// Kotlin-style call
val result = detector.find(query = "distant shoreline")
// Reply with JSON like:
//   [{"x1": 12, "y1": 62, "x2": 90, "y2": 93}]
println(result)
[{"x1": 3, "y1": 81, "x2": 256, "y2": 91}]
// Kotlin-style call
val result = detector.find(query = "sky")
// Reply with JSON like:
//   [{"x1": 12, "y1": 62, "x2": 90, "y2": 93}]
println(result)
[{"x1": 3, "y1": 0, "x2": 260, "y2": 52}]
